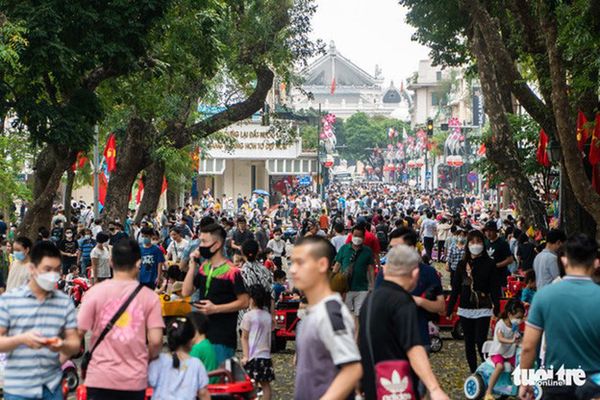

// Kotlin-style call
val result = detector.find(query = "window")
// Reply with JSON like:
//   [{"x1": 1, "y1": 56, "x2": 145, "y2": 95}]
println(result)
[
  {"x1": 436, "y1": 71, "x2": 442, "y2": 81},
  {"x1": 431, "y1": 92, "x2": 440, "y2": 106}
]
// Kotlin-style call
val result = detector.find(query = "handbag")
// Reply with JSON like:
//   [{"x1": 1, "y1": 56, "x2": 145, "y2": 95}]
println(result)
[
  {"x1": 330, "y1": 247, "x2": 363, "y2": 293},
  {"x1": 464, "y1": 263, "x2": 492, "y2": 309},
  {"x1": 80, "y1": 284, "x2": 144, "y2": 380},
  {"x1": 365, "y1": 294, "x2": 417, "y2": 400}
]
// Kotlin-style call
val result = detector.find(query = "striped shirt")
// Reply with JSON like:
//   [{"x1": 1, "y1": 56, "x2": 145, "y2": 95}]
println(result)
[
  {"x1": 0, "y1": 285, "x2": 77, "y2": 398},
  {"x1": 79, "y1": 238, "x2": 96, "y2": 261}
]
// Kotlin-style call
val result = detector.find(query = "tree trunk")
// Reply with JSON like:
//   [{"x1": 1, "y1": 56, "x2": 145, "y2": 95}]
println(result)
[
  {"x1": 102, "y1": 117, "x2": 153, "y2": 224},
  {"x1": 538, "y1": 2, "x2": 600, "y2": 240},
  {"x1": 19, "y1": 145, "x2": 77, "y2": 240},
  {"x1": 470, "y1": 27, "x2": 547, "y2": 230},
  {"x1": 135, "y1": 160, "x2": 165, "y2": 224},
  {"x1": 63, "y1": 169, "x2": 76, "y2": 228},
  {"x1": 166, "y1": 186, "x2": 179, "y2": 212}
]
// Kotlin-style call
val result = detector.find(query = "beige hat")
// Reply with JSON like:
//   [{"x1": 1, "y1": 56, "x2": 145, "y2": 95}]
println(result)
[{"x1": 171, "y1": 281, "x2": 184, "y2": 294}]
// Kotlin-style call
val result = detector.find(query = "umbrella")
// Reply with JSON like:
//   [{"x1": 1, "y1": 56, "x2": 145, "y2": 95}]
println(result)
[{"x1": 253, "y1": 189, "x2": 270, "y2": 196}]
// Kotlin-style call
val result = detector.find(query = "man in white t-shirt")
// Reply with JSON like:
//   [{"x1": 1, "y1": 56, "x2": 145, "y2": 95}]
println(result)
[{"x1": 420, "y1": 211, "x2": 437, "y2": 259}]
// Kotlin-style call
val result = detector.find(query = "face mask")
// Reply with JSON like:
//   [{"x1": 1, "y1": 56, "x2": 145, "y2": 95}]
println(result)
[
  {"x1": 199, "y1": 243, "x2": 219, "y2": 259},
  {"x1": 151, "y1": 240, "x2": 159, "y2": 245},
  {"x1": 66, "y1": 233, "x2": 73, "y2": 239},
  {"x1": 469, "y1": 244, "x2": 484, "y2": 256},
  {"x1": 352, "y1": 237, "x2": 364, "y2": 246},
  {"x1": 457, "y1": 238, "x2": 467, "y2": 245},
  {"x1": 274, "y1": 235, "x2": 281, "y2": 241},
  {"x1": 510, "y1": 318, "x2": 522, "y2": 326},
  {"x1": 142, "y1": 237, "x2": 152, "y2": 245},
  {"x1": 13, "y1": 251, "x2": 26, "y2": 261},
  {"x1": 35, "y1": 271, "x2": 60, "y2": 292},
  {"x1": 84, "y1": 235, "x2": 91, "y2": 240}
]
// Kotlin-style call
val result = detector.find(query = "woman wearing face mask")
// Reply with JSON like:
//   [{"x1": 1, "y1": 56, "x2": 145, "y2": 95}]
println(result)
[
  {"x1": 266, "y1": 228, "x2": 286, "y2": 270},
  {"x1": 446, "y1": 229, "x2": 497, "y2": 373},
  {"x1": 6, "y1": 236, "x2": 33, "y2": 291}
]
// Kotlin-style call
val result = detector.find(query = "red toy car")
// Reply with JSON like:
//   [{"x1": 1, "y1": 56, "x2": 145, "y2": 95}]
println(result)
[
  {"x1": 77, "y1": 359, "x2": 257, "y2": 400},
  {"x1": 272, "y1": 296, "x2": 301, "y2": 352},
  {"x1": 438, "y1": 290, "x2": 463, "y2": 339}
]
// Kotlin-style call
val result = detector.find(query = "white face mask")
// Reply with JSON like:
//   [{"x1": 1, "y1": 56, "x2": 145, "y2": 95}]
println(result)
[
  {"x1": 35, "y1": 271, "x2": 61, "y2": 292},
  {"x1": 469, "y1": 244, "x2": 484, "y2": 256},
  {"x1": 352, "y1": 237, "x2": 364, "y2": 246},
  {"x1": 510, "y1": 318, "x2": 522, "y2": 326},
  {"x1": 274, "y1": 235, "x2": 281, "y2": 241}
]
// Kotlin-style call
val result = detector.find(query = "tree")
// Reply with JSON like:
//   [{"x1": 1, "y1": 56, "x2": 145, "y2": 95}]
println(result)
[
  {"x1": 341, "y1": 113, "x2": 409, "y2": 162},
  {"x1": 1, "y1": 0, "x2": 171, "y2": 239},
  {"x1": 398, "y1": 0, "x2": 600, "y2": 233},
  {"x1": 99, "y1": 0, "x2": 321, "y2": 223}
]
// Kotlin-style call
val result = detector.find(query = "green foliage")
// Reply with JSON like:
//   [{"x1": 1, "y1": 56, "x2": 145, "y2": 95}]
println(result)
[
  {"x1": 399, "y1": 0, "x2": 471, "y2": 67},
  {"x1": 300, "y1": 125, "x2": 317, "y2": 150},
  {"x1": 341, "y1": 113, "x2": 409, "y2": 161},
  {"x1": 0, "y1": 0, "x2": 171, "y2": 150},
  {"x1": 472, "y1": 114, "x2": 549, "y2": 186},
  {"x1": 0, "y1": 131, "x2": 32, "y2": 209}
]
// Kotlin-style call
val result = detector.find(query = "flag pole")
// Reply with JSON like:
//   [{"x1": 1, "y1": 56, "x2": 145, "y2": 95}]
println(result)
[{"x1": 93, "y1": 125, "x2": 99, "y2": 219}]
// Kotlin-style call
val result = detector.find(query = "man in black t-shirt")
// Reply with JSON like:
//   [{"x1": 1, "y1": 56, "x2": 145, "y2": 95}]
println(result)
[
  {"x1": 484, "y1": 221, "x2": 514, "y2": 301},
  {"x1": 230, "y1": 217, "x2": 254, "y2": 254},
  {"x1": 58, "y1": 228, "x2": 79, "y2": 275},
  {"x1": 359, "y1": 244, "x2": 449, "y2": 400},
  {"x1": 182, "y1": 223, "x2": 248, "y2": 365}
]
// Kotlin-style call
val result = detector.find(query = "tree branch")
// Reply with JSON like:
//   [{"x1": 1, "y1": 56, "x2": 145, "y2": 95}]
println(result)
[
  {"x1": 461, "y1": 0, "x2": 556, "y2": 136},
  {"x1": 182, "y1": 65, "x2": 274, "y2": 143},
  {"x1": 82, "y1": 65, "x2": 120, "y2": 91}
]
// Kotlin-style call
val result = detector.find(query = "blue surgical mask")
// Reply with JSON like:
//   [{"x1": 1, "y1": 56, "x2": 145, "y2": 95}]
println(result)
[
  {"x1": 142, "y1": 237, "x2": 152, "y2": 245},
  {"x1": 13, "y1": 251, "x2": 26, "y2": 261}
]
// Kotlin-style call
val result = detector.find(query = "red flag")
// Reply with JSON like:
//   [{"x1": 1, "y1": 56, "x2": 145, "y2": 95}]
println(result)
[
  {"x1": 577, "y1": 110, "x2": 589, "y2": 152},
  {"x1": 71, "y1": 151, "x2": 88, "y2": 172},
  {"x1": 592, "y1": 164, "x2": 600, "y2": 194},
  {"x1": 478, "y1": 143, "x2": 486, "y2": 156},
  {"x1": 161, "y1": 176, "x2": 168, "y2": 194},
  {"x1": 330, "y1": 77, "x2": 336, "y2": 95},
  {"x1": 536, "y1": 129, "x2": 550, "y2": 167},
  {"x1": 98, "y1": 172, "x2": 107, "y2": 206},
  {"x1": 103, "y1": 134, "x2": 117, "y2": 172},
  {"x1": 589, "y1": 114, "x2": 600, "y2": 165},
  {"x1": 135, "y1": 177, "x2": 144, "y2": 205}
]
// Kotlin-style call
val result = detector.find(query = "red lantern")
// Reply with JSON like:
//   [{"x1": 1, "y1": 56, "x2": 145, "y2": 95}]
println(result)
[
  {"x1": 454, "y1": 156, "x2": 464, "y2": 167},
  {"x1": 415, "y1": 159, "x2": 424, "y2": 168},
  {"x1": 407, "y1": 160, "x2": 416, "y2": 168}
]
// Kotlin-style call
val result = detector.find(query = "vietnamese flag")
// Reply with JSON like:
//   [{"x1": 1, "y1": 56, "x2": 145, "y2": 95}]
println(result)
[
  {"x1": 98, "y1": 172, "x2": 108, "y2": 206},
  {"x1": 589, "y1": 114, "x2": 600, "y2": 165},
  {"x1": 577, "y1": 111, "x2": 589, "y2": 152},
  {"x1": 536, "y1": 129, "x2": 550, "y2": 167},
  {"x1": 135, "y1": 176, "x2": 144, "y2": 205},
  {"x1": 161, "y1": 176, "x2": 168, "y2": 194},
  {"x1": 103, "y1": 134, "x2": 117, "y2": 172}
]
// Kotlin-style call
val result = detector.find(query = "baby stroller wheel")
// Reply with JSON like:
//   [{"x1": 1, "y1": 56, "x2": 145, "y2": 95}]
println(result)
[
  {"x1": 464, "y1": 373, "x2": 485, "y2": 399},
  {"x1": 63, "y1": 368, "x2": 79, "y2": 392},
  {"x1": 429, "y1": 335, "x2": 442, "y2": 353}
]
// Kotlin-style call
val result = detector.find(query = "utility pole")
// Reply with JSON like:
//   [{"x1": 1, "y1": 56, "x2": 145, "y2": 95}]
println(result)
[
  {"x1": 316, "y1": 103, "x2": 322, "y2": 199},
  {"x1": 93, "y1": 125, "x2": 100, "y2": 219}
]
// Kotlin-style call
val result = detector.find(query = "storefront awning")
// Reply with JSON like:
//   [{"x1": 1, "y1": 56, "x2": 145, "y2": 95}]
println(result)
[{"x1": 266, "y1": 158, "x2": 317, "y2": 176}]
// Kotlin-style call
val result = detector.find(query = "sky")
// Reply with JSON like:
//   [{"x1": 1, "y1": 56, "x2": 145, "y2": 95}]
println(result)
[{"x1": 310, "y1": 0, "x2": 431, "y2": 87}]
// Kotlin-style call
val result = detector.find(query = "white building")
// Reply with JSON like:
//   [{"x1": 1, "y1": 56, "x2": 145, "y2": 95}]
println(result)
[
  {"x1": 290, "y1": 41, "x2": 411, "y2": 121},
  {"x1": 197, "y1": 118, "x2": 317, "y2": 200}
]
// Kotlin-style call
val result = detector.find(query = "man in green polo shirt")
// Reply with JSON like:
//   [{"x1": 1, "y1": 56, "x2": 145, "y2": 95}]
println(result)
[
  {"x1": 519, "y1": 234, "x2": 600, "y2": 399},
  {"x1": 333, "y1": 225, "x2": 374, "y2": 324}
]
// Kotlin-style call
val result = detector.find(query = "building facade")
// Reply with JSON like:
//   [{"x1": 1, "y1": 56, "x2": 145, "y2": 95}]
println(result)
[
  {"x1": 197, "y1": 118, "x2": 317, "y2": 201},
  {"x1": 290, "y1": 41, "x2": 411, "y2": 121}
]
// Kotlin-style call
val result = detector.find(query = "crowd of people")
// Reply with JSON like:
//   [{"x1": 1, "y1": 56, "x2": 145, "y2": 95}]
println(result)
[{"x1": 0, "y1": 181, "x2": 598, "y2": 400}]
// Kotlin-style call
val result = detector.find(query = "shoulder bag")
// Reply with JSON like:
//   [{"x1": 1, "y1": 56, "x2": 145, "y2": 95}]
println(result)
[
  {"x1": 330, "y1": 247, "x2": 363, "y2": 294},
  {"x1": 80, "y1": 284, "x2": 144, "y2": 380}
]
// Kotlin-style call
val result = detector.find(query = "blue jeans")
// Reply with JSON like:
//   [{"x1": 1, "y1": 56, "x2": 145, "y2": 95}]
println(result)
[
  {"x1": 5, "y1": 385, "x2": 63, "y2": 400},
  {"x1": 212, "y1": 344, "x2": 235, "y2": 366}
]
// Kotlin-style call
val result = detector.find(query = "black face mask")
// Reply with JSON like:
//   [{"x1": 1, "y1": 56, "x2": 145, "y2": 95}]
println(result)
[{"x1": 199, "y1": 243, "x2": 219, "y2": 259}]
